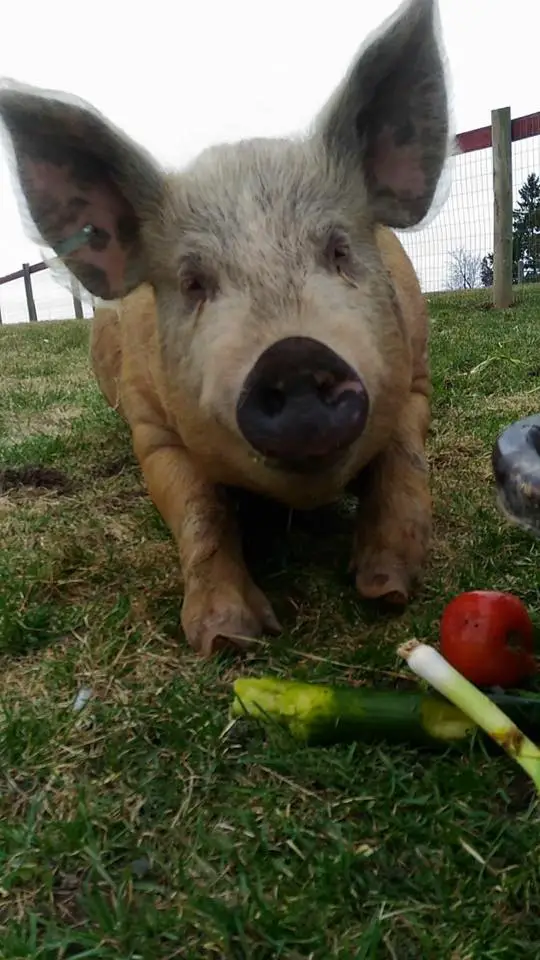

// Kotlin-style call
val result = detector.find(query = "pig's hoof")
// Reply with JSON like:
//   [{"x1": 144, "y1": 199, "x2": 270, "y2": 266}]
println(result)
[
  {"x1": 181, "y1": 581, "x2": 281, "y2": 658},
  {"x1": 353, "y1": 558, "x2": 411, "y2": 607}
]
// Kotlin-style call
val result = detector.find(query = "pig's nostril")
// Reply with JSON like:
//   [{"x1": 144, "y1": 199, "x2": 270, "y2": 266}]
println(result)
[
  {"x1": 314, "y1": 374, "x2": 336, "y2": 405},
  {"x1": 259, "y1": 386, "x2": 286, "y2": 418},
  {"x1": 322, "y1": 377, "x2": 364, "y2": 406},
  {"x1": 262, "y1": 375, "x2": 342, "y2": 414}
]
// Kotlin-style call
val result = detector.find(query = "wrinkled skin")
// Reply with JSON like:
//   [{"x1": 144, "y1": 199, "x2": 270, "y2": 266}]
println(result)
[{"x1": 0, "y1": 0, "x2": 451, "y2": 656}]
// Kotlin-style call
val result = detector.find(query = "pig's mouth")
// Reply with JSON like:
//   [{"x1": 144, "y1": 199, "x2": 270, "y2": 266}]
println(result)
[
  {"x1": 249, "y1": 445, "x2": 351, "y2": 476},
  {"x1": 273, "y1": 452, "x2": 348, "y2": 475}
]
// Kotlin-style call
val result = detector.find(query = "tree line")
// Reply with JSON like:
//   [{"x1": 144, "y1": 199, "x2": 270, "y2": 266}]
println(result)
[{"x1": 446, "y1": 172, "x2": 540, "y2": 290}]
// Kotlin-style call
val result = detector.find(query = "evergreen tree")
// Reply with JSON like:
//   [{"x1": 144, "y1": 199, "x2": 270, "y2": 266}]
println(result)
[
  {"x1": 481, "y1": 252, "x2": 493, "y2": 287},
  {"x1": 481, "y1": 172, "x2": 540, "y2": 286},
  {"x1": 512, "y1": 172, "x2": 540, "y2": 280}
]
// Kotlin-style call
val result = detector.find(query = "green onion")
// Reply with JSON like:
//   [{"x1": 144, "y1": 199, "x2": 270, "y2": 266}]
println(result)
[{"x1": 398, "y1": 639, "x2": 540, "y2": 792}]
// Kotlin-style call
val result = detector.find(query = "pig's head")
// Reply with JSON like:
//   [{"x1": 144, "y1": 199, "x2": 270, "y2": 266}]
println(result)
[{"x1": 0, "y1": 0, "x2": 450, "y2": 482}]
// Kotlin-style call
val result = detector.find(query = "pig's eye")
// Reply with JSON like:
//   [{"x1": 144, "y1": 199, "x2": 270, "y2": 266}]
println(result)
[
  {"x1": 180, "y1": 271, "x2": 213, "y2": 303},
  {"x1": 324, "y1": 231, "x2": 352, "y2": 271}
]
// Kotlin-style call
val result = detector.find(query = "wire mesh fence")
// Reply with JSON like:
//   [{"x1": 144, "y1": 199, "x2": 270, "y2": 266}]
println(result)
[
  {"x1": 511, "y1": 135, "x2": 540, "y2": 285},
  {"x1": 1, "y1": 111, "x2": 539, "y2": 321},
  {"x1": 396, "y1": 146, "x2": 494, "y2": 293},
  {"x1": 397, "y1": 116, "x2": 540, "y2": 294}
]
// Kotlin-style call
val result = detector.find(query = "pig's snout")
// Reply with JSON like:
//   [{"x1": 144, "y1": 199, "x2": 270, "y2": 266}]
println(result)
[{"x1": 236, "y1": 336, "x2": 369, "y2": 465}]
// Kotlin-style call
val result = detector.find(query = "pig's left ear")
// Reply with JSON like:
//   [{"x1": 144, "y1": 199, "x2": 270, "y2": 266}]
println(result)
[
  {"x1": 0, "y1": 78, "x2": 164, "y2": 300},
  {"x1": 314, "y1": 0, "x2": 451, "y2": 229}
]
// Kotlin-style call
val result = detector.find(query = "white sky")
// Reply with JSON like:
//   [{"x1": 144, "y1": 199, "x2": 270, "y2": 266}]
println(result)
[{"x1": 1, "y1": 0, "x2": 539, "y2": 320}]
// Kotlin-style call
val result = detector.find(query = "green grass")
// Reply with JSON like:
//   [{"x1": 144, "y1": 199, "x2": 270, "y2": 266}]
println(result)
[{"x1": 1, "y1": 288, "x2": 540, "y2": 958}]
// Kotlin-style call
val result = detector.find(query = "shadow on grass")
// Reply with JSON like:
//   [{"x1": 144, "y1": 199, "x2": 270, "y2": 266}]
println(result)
[{"x1": 0, "y1": 586, "x2": 82, "y2": 658}]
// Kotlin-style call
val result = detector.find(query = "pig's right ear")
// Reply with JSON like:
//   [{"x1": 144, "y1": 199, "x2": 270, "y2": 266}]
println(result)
[
  {"x1": 0, "y1": 78, "x2": 164, "y2": 300},
  {"x1": 313, "y1": 0, "x2": 451, "y2": 229}
]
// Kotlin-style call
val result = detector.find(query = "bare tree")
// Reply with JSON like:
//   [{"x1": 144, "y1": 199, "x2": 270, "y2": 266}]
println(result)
[{"x1": 446, "y1": 248, "x2": 483, "y2": 290}]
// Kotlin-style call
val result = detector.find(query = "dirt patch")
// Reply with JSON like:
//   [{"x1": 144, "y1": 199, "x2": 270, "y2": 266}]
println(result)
[
  {"x1": 93, "y1": 453, "x2": 137, "y2": 479},
  {"x1": 0, "y1": 465, "x2": 73, "y2": 494}
]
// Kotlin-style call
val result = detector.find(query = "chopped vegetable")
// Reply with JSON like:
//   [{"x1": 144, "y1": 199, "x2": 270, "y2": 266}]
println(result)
[
  {"x1": 440, "y1": 590, "x2": 536, "y2": 687},
  {"x1": 231, "y1": 675, "x2": 540, "y2": 749},
  {"x1": 398, "y1": 639, "x2": 540, "y2": 793}
]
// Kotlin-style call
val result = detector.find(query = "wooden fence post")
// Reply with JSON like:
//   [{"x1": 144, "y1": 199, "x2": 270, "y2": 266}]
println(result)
[
  {"x1": 492, "y1": 106, "x2": 513, "y2": 308},
  {"x1": 70, "y1": 276, "x2": 84, "y2": 319},
  {"x1": 22, "y1": 262, "x2": 38, "y2": 322}
]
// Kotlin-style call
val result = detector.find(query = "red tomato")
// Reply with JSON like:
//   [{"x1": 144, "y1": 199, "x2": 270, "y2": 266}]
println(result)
[{"x1": 440, "y1": 590, "x2": 537, "y2": 688}]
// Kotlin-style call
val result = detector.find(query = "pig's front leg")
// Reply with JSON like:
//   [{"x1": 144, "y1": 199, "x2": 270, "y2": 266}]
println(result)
[
  {"x1": 350, "y1": 391, "x2": 431, "y2": 606},
  {"x1": 133, "y1": 424, "x2": 281, "y2": 656}
]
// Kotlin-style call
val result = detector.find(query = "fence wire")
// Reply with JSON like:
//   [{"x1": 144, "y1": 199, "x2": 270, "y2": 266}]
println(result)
[
  {"x1": 397, "y1": 132, "x2": 540, "y2": 293},
  {"x1": 511, "y1": 135, "x2": 540, "y2": 285},
  {"x1": 397, "y1": 147, "x2": 493, "y2": 293}
]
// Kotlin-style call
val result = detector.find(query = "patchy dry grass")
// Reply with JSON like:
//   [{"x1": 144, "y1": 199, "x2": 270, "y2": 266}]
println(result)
[{"x1": 1, "y1": 289, "x2": 540, "y2": 958}]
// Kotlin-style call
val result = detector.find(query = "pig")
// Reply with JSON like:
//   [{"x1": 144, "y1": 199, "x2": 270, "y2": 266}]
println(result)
[{"x1": 0, "y1": 0, "x2": 451, "y2": 657}]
